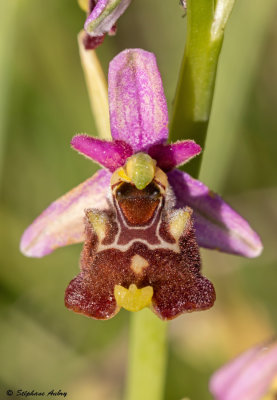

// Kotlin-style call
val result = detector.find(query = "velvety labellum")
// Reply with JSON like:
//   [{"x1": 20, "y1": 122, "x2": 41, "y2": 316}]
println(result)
[{"x1": 65, "y1": 161, "x2": 216, "y2": 320}]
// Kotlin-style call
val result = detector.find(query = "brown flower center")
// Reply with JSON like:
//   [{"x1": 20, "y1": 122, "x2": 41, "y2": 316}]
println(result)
[{"x1": 116, "y1": 182, "x2": 161, "y2": 226}]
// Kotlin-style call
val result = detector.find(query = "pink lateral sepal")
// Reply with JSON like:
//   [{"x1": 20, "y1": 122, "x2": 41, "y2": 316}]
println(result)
[{"x1": 71, "y1": 135, "x2": 133, "y2": 171}]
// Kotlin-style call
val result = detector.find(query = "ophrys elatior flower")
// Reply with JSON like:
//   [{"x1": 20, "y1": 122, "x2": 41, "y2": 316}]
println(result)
[{"x1": 20, "y1": 49, "x2": 262, "y2": 320}]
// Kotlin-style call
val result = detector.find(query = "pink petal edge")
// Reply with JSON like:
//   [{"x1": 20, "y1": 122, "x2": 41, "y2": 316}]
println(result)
[
  {"x1": 168, "y1": 170, "x2": 263, "y2": 258},
  {"x1": 108, "y1": 49, "x2": 168, "y2": 152},
  {"x1": 71, "y1": 134, "x2": 133, "y2": 171},
  {"x1": 20, "y1": 169, "x2": 111, "y2": 258},
  {"x1": 148, "y1": 140, "x2": 201, "y2": 171}
]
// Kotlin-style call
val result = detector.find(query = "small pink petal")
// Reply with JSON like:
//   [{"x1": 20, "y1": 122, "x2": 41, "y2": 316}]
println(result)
[
  {"x1": 85, "y1": 0, "x2": 132, "y2": 37},
  {"x1": 168, "y1": 170, "x2": 263, "y2": 258},
  {"x1": 109, "y1": 49, "x2": 168, "y2": 152},
  {"x1": 71, "y1": 135, "x2": 133, "y2": 171},
  {"x1": 20, "y1": 169, "x2": 111, "y2": 257},
  {"x1": 148, "y1": 140, "x2": 201, "y2": 171},
  {"x1": 210, "y1": 340, "x2": 277, "y2": 400}
]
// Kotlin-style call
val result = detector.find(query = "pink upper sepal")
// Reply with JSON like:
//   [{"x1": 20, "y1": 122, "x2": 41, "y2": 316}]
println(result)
[
  {"x1": 20, "y1": 169, "x2": 111, "y2": 257},
  {"x1": 210, "y1": 340, "x2": 277, "y2": 400},
  {"x1": 108, "y1": 49, "x2": 169, "y2": 152},
  {"x1": 148, "y1": 140, "x2": 201, "y2": 171},
  {"x1": 168, "y1": 170, "x2": 263, "y2": 258},
  {"x1": 71, "y1": 135, "x2": 133, "y2": 171}
]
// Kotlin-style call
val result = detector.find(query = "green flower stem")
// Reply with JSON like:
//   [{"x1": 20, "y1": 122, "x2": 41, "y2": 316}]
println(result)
[
  {"x1": 125, "y1": 309, "x2": 167, "y2": 400},
  {"x1": 78, "y1": 31, "x2": 111, "y2": 140},
  {"x1": 201, "y1": 0, "x2": 277, "y2": 191},
  {"x1": 170, "y1": 0, "x2": 235, "y2": 177}
]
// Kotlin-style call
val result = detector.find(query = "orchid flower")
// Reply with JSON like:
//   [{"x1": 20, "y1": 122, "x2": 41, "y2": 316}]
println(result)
[
  {"x1": 20, "y1": 49, "x2": 262, "y2": 320},
  {"x1": 79, "y1": 0, "x2": 132, "y2": 49},
  {"x1": 210, "y1": 340, "x2": 277, "y2": 400}
]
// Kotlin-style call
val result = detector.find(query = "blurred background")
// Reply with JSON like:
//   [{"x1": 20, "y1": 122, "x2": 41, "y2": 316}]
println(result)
[{"x1": 0, "y1": 0, "x2": 277, "y2": 399}]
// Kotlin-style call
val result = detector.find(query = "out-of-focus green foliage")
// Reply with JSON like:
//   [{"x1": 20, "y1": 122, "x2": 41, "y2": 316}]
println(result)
[{"x1": 0, "y1": 0, "x2": 277, "y2": 399}]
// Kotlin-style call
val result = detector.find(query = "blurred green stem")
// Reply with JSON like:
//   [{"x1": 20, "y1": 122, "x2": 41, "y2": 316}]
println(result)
[
  {"x1": 170, "y1": 0, "x2": 235, "y2": 177},
  {"x1": 0, "y1": 1, "x2": 19, "y2": 186},
  {"x1": 200, "y1": 0, "x2": 277, "y2": 191},
  {"x1": 78, "y1": 31, "x2": 111, "y2": 140},
  {"x1": 125, "y1": 309, "x2": 167, "y2": 400}
]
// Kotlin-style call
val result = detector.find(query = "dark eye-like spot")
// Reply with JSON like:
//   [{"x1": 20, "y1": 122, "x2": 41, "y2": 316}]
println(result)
[
  {"x1": 116, "y1": 183, "x2": 134, "y2": 200},
  {"x1": 116, "y1": 182, "x2": 161, "y2": 200},
  {"x1": 115, "y1": 182, "x2": 162, "y2": 226},
  {"x1": 144, "y1": 183, "x2": 161, "y2": 199}
]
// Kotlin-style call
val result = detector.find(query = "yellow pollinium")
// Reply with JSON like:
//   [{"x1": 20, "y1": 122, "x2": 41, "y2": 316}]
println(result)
[
  {"x1": 77, "y1": 0, "x2": 89, "y2": 12},
  {"x1": 114, "y1": 284, "x2": 153, "y2": 312},
  {"x1": 117, "y1": 167, "x2": 132, "y2": 182}
]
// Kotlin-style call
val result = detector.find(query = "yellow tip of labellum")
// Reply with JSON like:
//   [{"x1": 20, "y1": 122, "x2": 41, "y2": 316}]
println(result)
[
  {"x1": 126, "y1": 153, "x2": 156, "y2": 190},
  {"x1": 114, "y1": 284, "x2": 153, "y2": 312}
]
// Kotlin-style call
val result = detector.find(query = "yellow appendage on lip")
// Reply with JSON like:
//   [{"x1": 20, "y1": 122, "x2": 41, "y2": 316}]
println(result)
[{"x1": 114, "y1": 284, "x2": 153, "y2": 312}]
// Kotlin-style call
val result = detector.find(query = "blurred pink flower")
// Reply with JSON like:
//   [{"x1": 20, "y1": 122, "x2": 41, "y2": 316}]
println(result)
[{"x1": 210, "y1": 340, "x2": 277, "y2": 400}]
